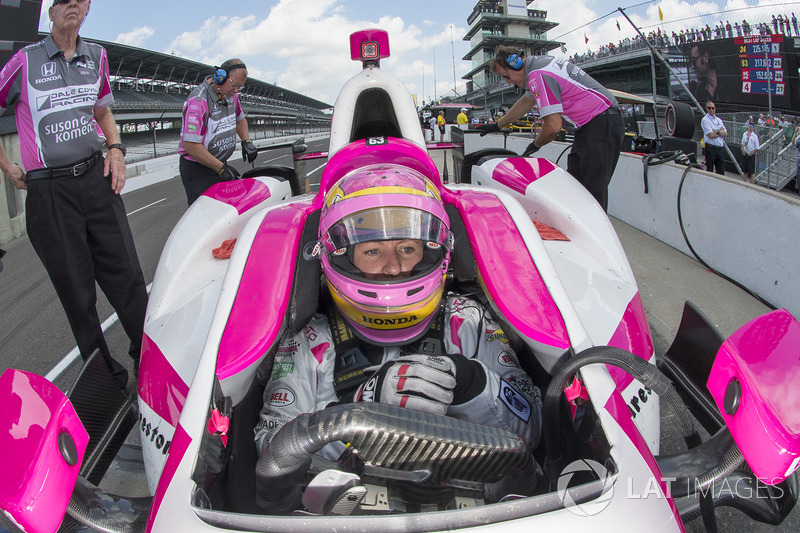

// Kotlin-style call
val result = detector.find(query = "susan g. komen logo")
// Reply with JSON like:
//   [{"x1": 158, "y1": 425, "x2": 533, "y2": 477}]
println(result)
[{"x1": 556, "y1": 459, "x2": 615, "y2": 516}]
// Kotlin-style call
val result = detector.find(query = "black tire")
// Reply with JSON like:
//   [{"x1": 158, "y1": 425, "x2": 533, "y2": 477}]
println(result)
[{"x1": 665, "y1": 101, "x2": 695, "y2": 139}]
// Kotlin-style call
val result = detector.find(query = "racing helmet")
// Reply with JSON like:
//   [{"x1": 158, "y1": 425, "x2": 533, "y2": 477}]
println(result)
[{"x1": 317, "y1": 164, "x2": 452, "y2": 345}]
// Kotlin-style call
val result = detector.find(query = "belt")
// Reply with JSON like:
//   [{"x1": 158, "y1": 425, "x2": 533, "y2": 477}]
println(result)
[
  {"x1": 26, "y1": 151, "x2": 103, "y2": 181},
  {"x1": 598, "y1": 107, "x2": 621, "y2": 116}
]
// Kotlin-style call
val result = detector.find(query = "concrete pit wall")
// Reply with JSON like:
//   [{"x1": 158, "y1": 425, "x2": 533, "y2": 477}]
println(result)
[{"x1": 463, "y1": 132, "x2": 800, "y2": 319}]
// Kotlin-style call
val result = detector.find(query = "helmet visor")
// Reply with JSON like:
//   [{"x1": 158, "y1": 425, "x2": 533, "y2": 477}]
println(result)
[{"x1": 324, "y1": 206, "x2": 448, "y2": 251}]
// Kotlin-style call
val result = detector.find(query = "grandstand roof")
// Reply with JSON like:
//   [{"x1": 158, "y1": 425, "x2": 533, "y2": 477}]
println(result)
[{"x1": 42, "y1": 33, "x2": 331, "y2": 111}]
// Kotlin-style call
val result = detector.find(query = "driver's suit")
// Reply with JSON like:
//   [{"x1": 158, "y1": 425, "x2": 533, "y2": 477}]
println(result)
[{"x1": 254, "y1": 294, "x2": 542, "y2": 457}]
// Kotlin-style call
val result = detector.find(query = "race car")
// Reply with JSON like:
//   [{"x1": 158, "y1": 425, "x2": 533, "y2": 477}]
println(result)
[{"x1": 1, "y1": 28, "x2": 798, "y2": 533}]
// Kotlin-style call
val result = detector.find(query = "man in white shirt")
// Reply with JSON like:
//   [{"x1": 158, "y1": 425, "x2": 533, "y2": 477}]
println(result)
[
  {"x1": 740, "y1": 122, "x2": 759, "y2": 183},
  {"x1": 701, "y1": 101, "x2": 727, "y2": 175}
]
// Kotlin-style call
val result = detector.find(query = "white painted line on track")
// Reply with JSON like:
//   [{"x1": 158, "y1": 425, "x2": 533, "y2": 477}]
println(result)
[
  {"x1": 127, "y1": 198, "x2": 166, "y2": 216},
  {"x1": 46, "y1": 284, "x2": 153, "y2": 381}
]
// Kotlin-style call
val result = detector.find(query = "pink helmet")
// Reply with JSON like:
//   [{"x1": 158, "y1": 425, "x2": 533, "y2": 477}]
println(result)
[{"x1": 317, "y1": 164, "x2": 452, "y2": 345}]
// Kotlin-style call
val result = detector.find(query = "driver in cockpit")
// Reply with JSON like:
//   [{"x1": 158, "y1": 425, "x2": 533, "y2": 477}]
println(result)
[{"x1": 253, "y1": 165, "x2": 542, "y2": 506}]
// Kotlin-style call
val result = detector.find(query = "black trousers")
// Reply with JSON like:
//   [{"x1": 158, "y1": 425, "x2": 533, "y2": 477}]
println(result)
[
  {"x1": 26, "y1": 162, "x2": 148, "y2": 385},
  {"x1": 741, "y1": 153, "x2": 756, "y2": 175},
  {"x1": 705, "y1": 144, "x2": 726, "y2": 175},
  {"x1": 180, "y1": 156, "x2": 223, "y2": 205},
  {"x1": 567, "y1": 111, "x2": 625, "y2": 211}
]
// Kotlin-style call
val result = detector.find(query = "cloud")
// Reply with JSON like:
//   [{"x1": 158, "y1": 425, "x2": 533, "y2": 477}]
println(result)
[
  {"x1": 115, "y1": 27, "x2": 155, "y2": 48},
  {"x1": 159, "y1": 0, "x2": 469, "y2": 104}
]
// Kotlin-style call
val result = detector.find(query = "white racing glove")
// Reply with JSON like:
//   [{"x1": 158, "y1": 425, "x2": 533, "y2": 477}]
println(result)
[{"x1": 353, "y1": 354, "x2": 456, "y2": 416}]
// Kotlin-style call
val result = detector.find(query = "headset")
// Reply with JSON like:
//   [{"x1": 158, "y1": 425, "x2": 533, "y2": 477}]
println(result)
[
  {"x1": 505, "y1": 53, "x2": 524, "y2": 71},
  {"x1": 212, "y1": 63, "x2": 247, "y2": 85}
]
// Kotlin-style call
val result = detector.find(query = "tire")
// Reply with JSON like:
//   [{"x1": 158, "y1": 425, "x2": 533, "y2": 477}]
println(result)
[{"x1": 665, "y1": 101, "x2": 695, "y2": 139}]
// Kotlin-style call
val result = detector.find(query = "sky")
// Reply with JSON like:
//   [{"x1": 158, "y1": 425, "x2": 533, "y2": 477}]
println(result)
[{"x1": 37, "y1": 0, "x2": 793, "y2": 106}]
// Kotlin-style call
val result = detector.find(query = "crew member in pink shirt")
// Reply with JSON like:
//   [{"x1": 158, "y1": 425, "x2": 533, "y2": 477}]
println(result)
[
  {"x1": 178, "y1": 59, "x2": 257, "y2": 205},
  {"x1": 481, "y1": 46, "x2": 625, "y2": 211},
  {"x1": 0, "y1": 0, "x2": 147, "y2": 388}
]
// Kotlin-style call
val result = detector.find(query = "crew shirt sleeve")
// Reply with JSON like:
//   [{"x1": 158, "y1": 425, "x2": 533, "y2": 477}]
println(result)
[
  {"x1": 526, "y1": 70, "x2": 563, "y2": 118},
  {"x1": 443, "y1": 296, "x2": 543, "y2": 450},
  {"x1": 95, "y1": 48, "x2": 114, "y2": 109},
  {"x1": 181, "y1": 97, "x2": 209, "y2": 144},
  {"x1": 0, "y1": 51, "x2": 24, "y2": 112},
  {"x1": 235, "y1": 96, "x2": 244, "y2": 122}
]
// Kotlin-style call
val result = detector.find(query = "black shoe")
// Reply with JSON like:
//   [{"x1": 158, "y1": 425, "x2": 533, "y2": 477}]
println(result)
[{"x1": 111, "y1": 367, "x2": 129, "y2": 390}]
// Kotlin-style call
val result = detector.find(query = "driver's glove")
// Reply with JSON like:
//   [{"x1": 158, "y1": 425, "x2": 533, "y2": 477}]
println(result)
[
  {"x1": 353, "y1": 354, "x2": 456, "y2": 416},
  {"x1": 241, "y1": 140, "x2": 258, "y2": 163},
  {"x1": 478, "y1": 123, "x2": 501, "y2": 137},
  {"x1": 218, "y1": 162, "x2": 241, "y2": 181}
]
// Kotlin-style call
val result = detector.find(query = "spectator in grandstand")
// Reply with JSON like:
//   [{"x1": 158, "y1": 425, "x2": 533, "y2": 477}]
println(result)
[
  {"x1": 481, "y1": 46, "x2": 624, "y2": 211},
  {"x1": 785, "y1": 117, "x2": 797, "y2": 146},
  {"x1": 740, "y1": 122, "x2": 759, "y2": 183},
  {"x1": 0, "y1": 0, "x2": 148, "y2": 389},
  {"x1": 178, "y1": 58, "x2": 258, "y2": 205},
  {"x1": 701, "y1": 101, "x2": 727, "y2": 175}
]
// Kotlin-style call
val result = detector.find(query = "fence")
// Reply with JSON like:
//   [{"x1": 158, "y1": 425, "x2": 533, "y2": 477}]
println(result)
[{"x1": 755, "y1": 129, "x2": 798, "y2": 189}]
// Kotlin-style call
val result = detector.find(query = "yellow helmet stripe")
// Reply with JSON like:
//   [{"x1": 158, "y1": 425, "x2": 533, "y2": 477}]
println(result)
[
  {"x1": 327, "y1": 278, "x2": 444, "y2": 330},
  {"x1": 325, "y1": 185, "x2": 442, "y2": 207}
]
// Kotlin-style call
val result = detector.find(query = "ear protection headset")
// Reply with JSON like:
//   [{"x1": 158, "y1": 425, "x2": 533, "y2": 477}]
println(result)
[
  {"x1": 212, "y1": 63, "x2": 247, "y2": 85},
  {"x1": 505, "y1": 53, "x2": 524, "y2": 71}
]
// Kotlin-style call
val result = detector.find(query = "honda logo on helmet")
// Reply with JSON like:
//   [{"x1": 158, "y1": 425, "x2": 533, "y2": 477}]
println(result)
[
  {"x1": 362, "y1": 315, "x2": 418, "y2": 325},
  {"x1": 42, "y1": 62, "x2": 57, "y2": 77}
]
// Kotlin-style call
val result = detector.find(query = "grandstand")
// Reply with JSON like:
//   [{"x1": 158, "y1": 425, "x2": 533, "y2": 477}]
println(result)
[
  {"x1": 92, "y1": 35, "x2": 332, "y2": 163},
  {"x1": 0, "y1": 3, "x2": 333, "y2": 243},
  {"x1": 0, "y1": 31, "x2": 332, "y2": 164}
]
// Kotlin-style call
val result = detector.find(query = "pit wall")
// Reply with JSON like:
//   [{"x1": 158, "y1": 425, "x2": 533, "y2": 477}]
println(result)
[{"x1": 464, "y1": 132, "x2": 800, "y2": 319}]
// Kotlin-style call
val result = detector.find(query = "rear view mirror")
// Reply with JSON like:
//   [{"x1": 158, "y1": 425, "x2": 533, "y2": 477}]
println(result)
[
  {"x1": 707, "y1": 309, "x2": 800, "y2": 485},
  {"x1": 0, "y1": 369, "x2": 89, "y2": 533}
]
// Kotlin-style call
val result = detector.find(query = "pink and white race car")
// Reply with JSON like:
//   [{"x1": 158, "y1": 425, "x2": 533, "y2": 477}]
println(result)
[{"x1": 1, "y1": 29, "x2": 798, "y2": 533}]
